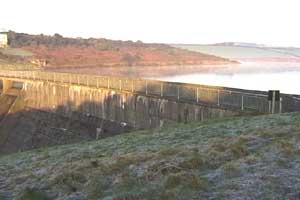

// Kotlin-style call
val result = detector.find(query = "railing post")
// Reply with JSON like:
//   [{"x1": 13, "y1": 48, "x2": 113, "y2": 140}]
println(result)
[
  {"x1": 131, "y1": 80, "x2": 134, "y2": 92},
  {"x1": 161, "y1": 82, "x2": 163, "y2": 97},
  {"x1": 279, "y1": 97, "x2": 282, "y2": 113},
  {"x1": 272, "y1": 91, "x2": 276, "y2": 114},
  {"x1": 97, "y1": 79, "x2": 99, "y2": 88},
  {"x1": 119, "y1": 79, "x2": 122, "y2": 90},
  {"x1": 145, "y1": 80, "x2": 148, "y2": 95},
  {"x1": 217, "y1": 90, "x2": 220, "y2": 106},
  {"x1": 107, "y1": 78, "x2": 110, "y2": 89},
  {"x1": 177, "y1": 85, "x2": 180, "y2": 100},
  {"x1": 196, "y1": 88, "x2": 199, "y2": 103},
  {"x1": 241, "y1": 95, "x2": 244, "y2": 111}
]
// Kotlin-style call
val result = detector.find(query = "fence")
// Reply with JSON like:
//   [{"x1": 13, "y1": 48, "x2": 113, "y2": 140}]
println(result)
[{"x1": 0, "y1": 70, "x2": 299, "y2": 114}]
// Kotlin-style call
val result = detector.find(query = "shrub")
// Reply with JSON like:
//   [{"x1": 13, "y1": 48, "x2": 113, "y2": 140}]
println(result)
[
  {"x1": 164, "y1": 172, "x2": 208, "y2": 190},
  {"x1": 86, "y1": 176, "x2": 111, "y2": 199},
  {"x1": 178, "y1": 152, "x2": 207, "y2": 170},
  {"x1": 158, "y1": 148, "x2": 181, "y2": 157},
  {"x1": 16, "y1": 188, "x2": 49, "y2": 200},
  {"x1": 53, "y1": 171, "x2": 87, "y2": 193},
  {"x1": 221, "y1": 163, "x2": 241, "y2": 177},
  {"x1": 276, "y1": 140, "x2": 294, "y2": 156}
]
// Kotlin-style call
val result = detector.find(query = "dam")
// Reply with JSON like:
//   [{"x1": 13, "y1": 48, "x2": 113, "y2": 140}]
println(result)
[{"x1": 0, "y1": 70, "x2": 299, "y2": 154}]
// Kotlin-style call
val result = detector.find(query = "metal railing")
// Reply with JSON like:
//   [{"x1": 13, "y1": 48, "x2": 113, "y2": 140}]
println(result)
[{"x1": 0, "y1": 70, "x2": 299, "y2": 114}]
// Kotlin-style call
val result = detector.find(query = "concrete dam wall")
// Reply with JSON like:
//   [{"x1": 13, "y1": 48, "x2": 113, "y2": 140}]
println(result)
[
  {"x1": 1, "y1": 70, "x2": 299, "y2": 154},
  {"x1": 23, "y1": 81, "x2": 240, "y2": 129}
]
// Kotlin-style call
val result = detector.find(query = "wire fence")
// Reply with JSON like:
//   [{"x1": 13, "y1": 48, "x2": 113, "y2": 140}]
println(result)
[{"x1": 0, "y1": 70, "x2": 299, "y2": 114}]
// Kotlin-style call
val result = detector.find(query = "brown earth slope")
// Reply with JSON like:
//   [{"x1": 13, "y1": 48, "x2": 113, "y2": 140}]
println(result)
[{"x1": 6, "y1": 31, "x2": 236, "y2": 68}]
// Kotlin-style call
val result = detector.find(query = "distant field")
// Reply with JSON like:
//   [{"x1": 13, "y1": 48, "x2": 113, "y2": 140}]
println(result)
[
  {"x1": 0, "y1": 48, "x2": 38, "y2": 70},
  {"x1": 172, "y1": 44, "x2": 299, "y2": 59},
  {"x1": 0, "y1": 48, "x2": 33, "y2": 57}
]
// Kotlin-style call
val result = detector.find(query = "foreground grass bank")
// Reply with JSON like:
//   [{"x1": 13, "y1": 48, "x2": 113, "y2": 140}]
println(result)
[{"x1": 0, "y1": 112, "x2": 300, "y2": 200}]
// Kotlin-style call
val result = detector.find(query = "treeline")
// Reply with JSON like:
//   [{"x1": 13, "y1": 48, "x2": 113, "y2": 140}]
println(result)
[{"x1": 7, "y1": 31, "x2": 168, "y2": 51}]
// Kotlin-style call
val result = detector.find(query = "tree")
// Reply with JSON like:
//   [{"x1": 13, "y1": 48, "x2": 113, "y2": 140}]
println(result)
[{"x1": 122, "y1": 53, "x2": 141, "y2": 66}]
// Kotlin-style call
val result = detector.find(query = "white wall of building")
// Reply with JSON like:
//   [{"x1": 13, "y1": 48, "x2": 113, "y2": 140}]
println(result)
[{"x1": 0, "y1": 33, "x2": 8, "y2": 48}]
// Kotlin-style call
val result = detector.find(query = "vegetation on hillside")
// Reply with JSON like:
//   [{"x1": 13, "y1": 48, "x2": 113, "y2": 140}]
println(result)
[
  {"x1": 2, "y1": 31, "x2": 234, "y2": 68},
  {"x1": 0, "y1": 112, "x2": 300, "y2": 199}
]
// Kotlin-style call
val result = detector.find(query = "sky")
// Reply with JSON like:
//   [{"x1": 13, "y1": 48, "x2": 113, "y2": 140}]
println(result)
[{"x1": 1, "y1": 0, "x2": 300, "y2": 47}]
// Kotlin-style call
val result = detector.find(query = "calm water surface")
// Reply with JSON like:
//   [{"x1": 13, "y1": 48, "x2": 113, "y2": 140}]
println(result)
[{"x1": 154, "y1": 62, "x2": 300, "y2": 95}]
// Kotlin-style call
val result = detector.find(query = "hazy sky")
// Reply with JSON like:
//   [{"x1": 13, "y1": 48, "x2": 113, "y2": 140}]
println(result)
[{"x1": 1, "y1": 0, "x2": 300, "y2": 47}]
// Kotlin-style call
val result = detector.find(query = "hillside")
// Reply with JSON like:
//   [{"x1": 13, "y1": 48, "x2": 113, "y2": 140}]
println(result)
[
  {"x1": 1, "y1": 112, "x2": 300, "y2": 199},
  {"x1": 1, "y1": 32, "x2": 235, "y2": 69},
  {"x1": 173, "y1": 44, "x2": 300, "y2": 63}
]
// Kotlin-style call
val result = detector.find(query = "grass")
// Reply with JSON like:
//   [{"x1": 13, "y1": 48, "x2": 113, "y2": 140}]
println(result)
[{"x1": 0, "y1": 112, "x2": 300, "y2": 199}]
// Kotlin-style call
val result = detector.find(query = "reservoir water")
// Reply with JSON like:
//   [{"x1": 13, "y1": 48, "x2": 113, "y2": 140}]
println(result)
[{"x1": 154, "y1": 62, "x2": 300, "y2": 95}]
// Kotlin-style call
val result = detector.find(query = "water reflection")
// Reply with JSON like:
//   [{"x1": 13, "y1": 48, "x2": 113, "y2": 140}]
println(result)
[{"x1": 154, "y1": 62, "x2": 300, "y2": 95}]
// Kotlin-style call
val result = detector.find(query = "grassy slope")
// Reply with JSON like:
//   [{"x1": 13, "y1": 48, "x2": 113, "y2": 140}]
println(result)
[{"x1": 1, "y1": 112, "x2": 300, "y2": 200}]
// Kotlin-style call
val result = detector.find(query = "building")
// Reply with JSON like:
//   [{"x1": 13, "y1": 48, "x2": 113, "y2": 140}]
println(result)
[{"x1": 0, "y1": 33, "x2": 8, "y2": 48}]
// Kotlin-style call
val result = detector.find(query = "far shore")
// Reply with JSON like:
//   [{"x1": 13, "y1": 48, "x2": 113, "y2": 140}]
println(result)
[{"x1": 45, "y1": 64, "x2": 239, "y2": 78}]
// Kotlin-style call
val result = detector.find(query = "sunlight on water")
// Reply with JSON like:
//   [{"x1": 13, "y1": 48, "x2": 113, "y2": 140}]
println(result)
[{"x1": 155, "y1": 63, "x2": 300, "y2": 95}]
